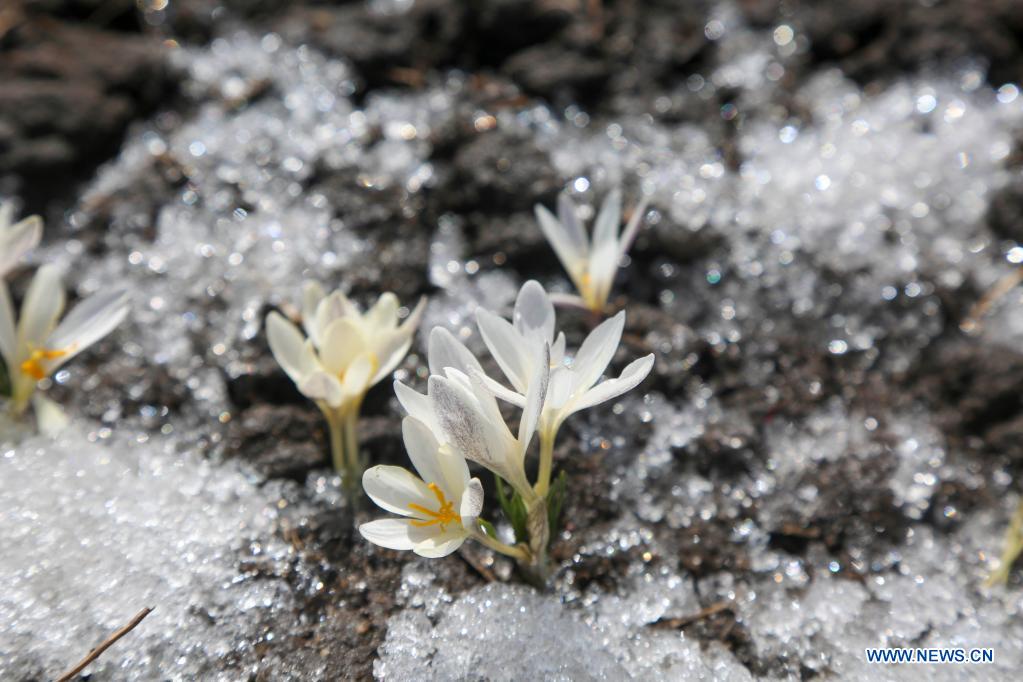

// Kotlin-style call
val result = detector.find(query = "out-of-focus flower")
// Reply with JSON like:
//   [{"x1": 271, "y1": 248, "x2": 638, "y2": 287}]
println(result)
[
  {"x1": 266, "y1": 282, "x2": 425, "y2": 479},
  {"x1": 0, "y1": 202, "x2": 42, "y2": 280},
  {"x1": 359, "y1": 417, "x2": 484, "y2": 557},
  {"x1": 534, "y1": 189, "x2": 648, "y2": 313},
  {"x1": 1, "y1": 264, "x2": 129, "y2": 429}
]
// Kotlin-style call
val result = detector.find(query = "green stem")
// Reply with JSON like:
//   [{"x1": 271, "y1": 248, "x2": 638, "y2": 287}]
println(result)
[
  {"x1": 988, "y1": 499, "x2": 1023, "y2": 586},
  {"x1": 324, "y1": 403, "x2": 363, "y2": 493},
  {"x1": 534, "y1": 425, "x2": 558, "y2": 498},
  {"x1": 471, "y1": 526, "x2": 531, "y2": 562},
  {"x1": 344, "y1": 407, "x2": 361, "y2": 473}
]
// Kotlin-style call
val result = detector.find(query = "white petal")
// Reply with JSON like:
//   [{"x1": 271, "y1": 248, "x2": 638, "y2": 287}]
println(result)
[
  {"x1": 571, "y1": 311, "x2": 625, "y2": 391},
  {"x1": 588, "y1": 237, "x2": 619, "y2": 308},
  {"x1": 365, "y1": 292, "x2": 399, "y2": 332},
  {"x1": 475, "y1": 309, "x2": 530, "y2": 392},
  {"x1": 315, "y1": 290, "x2": 358, "y2": 343},
  {"x1": 410, "y1": 525, "x2": 468, "y2": 558},
  {"x1": 518, "y1": 343, "x2": 550, "y2": 449},
  {"x1": 298, "y1": 370, "x2": 344, "y2": 407},
  {"x1": 394, "y1": 380, "x2": 440, "y2": 433},
  {"x1": 593, "y1": 189, "x2": 622, "y2": 252},
  {"x1": 359, "y1": 518, "x2": 416, "y2": 551},
  {"x1": 402, "y1": 416, "x2": 463, "y2": 492},
  {"x1": 0, "y1": 215, "x2": 43, "y2": 278},
  {"x1": 0, "y1": 282, "x2": 15, "y2": 369},
  {"x1": 341, "y1": 353, "x2": 375, "y2": 399},
  {"x1": 398, "y1": 296, "x2": 427, "y2": 336},
  {"x1": 33, "y1": 393, "x2": 68, "y2": 436},
  {"x1": 473, "y1": 369, "x2": 527, "y2": 408},
  {"x1": 301, "y1": 281, "x2": 326, "y2": 343},
  {"x1": 535, "y1": 202, "x2": 587, "y2": 281},
  {"x1": 548, "y1": 366, "x2": 575, "y2": 410},
  {"x1": 460, "y1": 477, "x2": 484, "y2": 519},
  {"x1": 44, "y1": 289, "x2": 129, "y2": 370},
  {"x1": 266, "y1": 312, "x2": 316, "y2": 384},
  {"x1": 557, "y1": 192, "x2": 590, "y2": 253},
  {"x1": 571, "y1": 354, "x2": 654, "y2": 413},
  {"x1": 362, "y1": 465, "x2": 437, "y2": 518},
  {"x1": 513, "y1": 280, "x2": 555, "y2": 344},
  {"x1": 428, "y1": 327, "x2": 482, "y2": 377},
  {"x1": 17, "y1": 264, "x2": 65, "y2": 349},
  {"x1": 617, "y1": 194, "x2": 650, "y2": 262},
  {"x1": 319, "y1": 317, "x2": 364, "y2": 376},
  {"x1": 550, "y1": 332, "x2": 566, "y2": 367},
  {"x1": 371, "y1": 334, "x2": 413, "y2": 386},
  {"x1": 429, "y1": 375, "x2": 523, "y2": 489}
]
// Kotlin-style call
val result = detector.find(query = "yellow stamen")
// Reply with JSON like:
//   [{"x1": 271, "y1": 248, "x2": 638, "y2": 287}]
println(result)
[
  {"x1": 408, "y1": 483, "x2": 459, "y2": 531},
  {"x1": 19, "y1": 347, "x2": 71, "y2": 381}
]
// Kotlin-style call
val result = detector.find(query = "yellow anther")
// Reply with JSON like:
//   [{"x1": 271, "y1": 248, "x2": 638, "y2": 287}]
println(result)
[
  {"x1": 408, "y1": 483, "x2": 459, "y2": 531},
  {"x1": 19, "y1": 347, "x2": 70, "y2": 381}
]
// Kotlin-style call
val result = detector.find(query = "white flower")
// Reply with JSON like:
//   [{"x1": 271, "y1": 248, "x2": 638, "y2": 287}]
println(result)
[
  {"x1": 394, "y1": 326, "x2": 549, "y2": 497},
  {"x1": 476, "y1": 280, "x2": 654, "y2": 438},
  {"x1": 359, "y1": 416, "x2": 484, "y2": 557},
  {"x1": 534, "y1": 189, "x2": 648, "y2": 313},
  {"x1": 266, "y1": 283, "x2": 425, "y2": 413},
  {"x1": 0, "y1": 264, "x2": 129, "y2": 421},
  {"x1": 0, "y1": 203, "x2": 42, "y2": 280}
]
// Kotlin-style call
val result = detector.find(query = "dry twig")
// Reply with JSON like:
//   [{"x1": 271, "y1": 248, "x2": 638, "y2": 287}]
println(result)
[{"x1": 56, "y1": 607, "x2": 153, "y2": 682}]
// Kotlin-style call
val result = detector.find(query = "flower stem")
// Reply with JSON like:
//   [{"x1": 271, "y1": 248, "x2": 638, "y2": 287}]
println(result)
[
  {"x1": 324, "y1": 404, "x2": 363, "y2": 493},
  {"x1": 534, "y1": 426, "x2": 558, "y2": 498},
  {"x1": 988, "y1": 499, "x2": 1023, "y2": 586},
  {"x1": 471, "y1": 526, "x2": 531, "y2": 562}
]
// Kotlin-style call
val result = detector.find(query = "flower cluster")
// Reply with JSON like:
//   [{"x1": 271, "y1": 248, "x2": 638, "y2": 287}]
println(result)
[
  {"x1": 359, "y1": 280, "x2": 654, "y2": 576},
  {"x1": 267, "y1": 283, "x2": 425, "y2": 480},
  {"x1": 0, "y1": 202, "x2": 129, "y2": 430}
]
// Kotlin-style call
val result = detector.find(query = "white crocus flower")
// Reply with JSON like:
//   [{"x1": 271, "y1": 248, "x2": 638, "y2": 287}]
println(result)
[
  {"x1": 359, "y1": 417, "x2": 485, "y2": 557},
  {"x1": 394, "y1": 326, "x2": 549, "y2": 500},
  {"x1": 534, "y1": 189, "x2": 648, "y2": 313},
  {"x1": 0, "y1": 264, "x2": 129, "y2": 428},
  {"x1": 475, "y1": 280, "x2": 654, "y2": 495},
  {"x1": 0, "y1": 202, "x2": 43, "y2": 280},
  {"x1": 266, "y1": 282, "x2": 425, "y2": 479}
]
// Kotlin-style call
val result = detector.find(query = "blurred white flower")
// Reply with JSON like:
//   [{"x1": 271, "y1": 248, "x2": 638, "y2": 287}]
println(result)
[
  {"x1": 394, "y1": 326, "x2": 549, "y2": 498},
  {"x1": 266, "y1": 282, "x2": 425, "y2": 477},
  {"x1": 268, "y1": 283, "x2": 425, "y2": 412},
  {"x1": 0, "y1": 202, "x2": 42, "y2": 280},
  {"x1": 475, "y1": 280, "x2": 654, "y2": 494},
  {"x1": 534, "y1": 189, "x2": 648, "y2": 313},
  {"x1": 359, "y1": 417, "x2": 484, "y2": 557},
  {"x1": 1, "y1": 264, "x2": 129, "y2": 428}
]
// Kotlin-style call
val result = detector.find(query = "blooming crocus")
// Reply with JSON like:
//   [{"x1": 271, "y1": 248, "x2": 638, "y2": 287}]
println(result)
[
  {"x1": 394, "y1": 326, "x2": 549, "y2": 499},
  {"x1": 534, "y1": 189, "x2": 648, "y2": 313},
  {"x1": 359, "y1": 417, "x2": 485, "y2": 557},
  {"x1": 0, "y1": 202, "x2": 42, "y2": 280},
  {"x1": 0, "y1": 264, "x2": 129, "y2": 429},
  {"x1": 475, "y1": 280, "x2": 654, "y2": 495},
  {"x1": 266, "y1": 282, "x2": 425, "y2": 479}
]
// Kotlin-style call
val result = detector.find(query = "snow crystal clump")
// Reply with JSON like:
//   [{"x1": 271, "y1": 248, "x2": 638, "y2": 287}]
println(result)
[
  {"x1": 375, "y1": 570, "x2": 751, "y2": 681},
  {"x1": 0, "y1": 417, "x2": 297, "y2": 680}
]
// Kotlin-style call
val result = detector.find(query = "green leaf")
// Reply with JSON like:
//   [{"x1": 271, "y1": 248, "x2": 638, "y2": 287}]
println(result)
[
  {"x1": 478, "y1": 518, "x2": 499, "y2": 539},
  {"x1": 546, "y1": 470, "x2": 568, "y2": 537},
  {"x1": 494, "y1": 474, "x2": 529, "y2": 544},
  {"x1": 0, "y1": 358, "x2": 9, "y2": 398}
]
